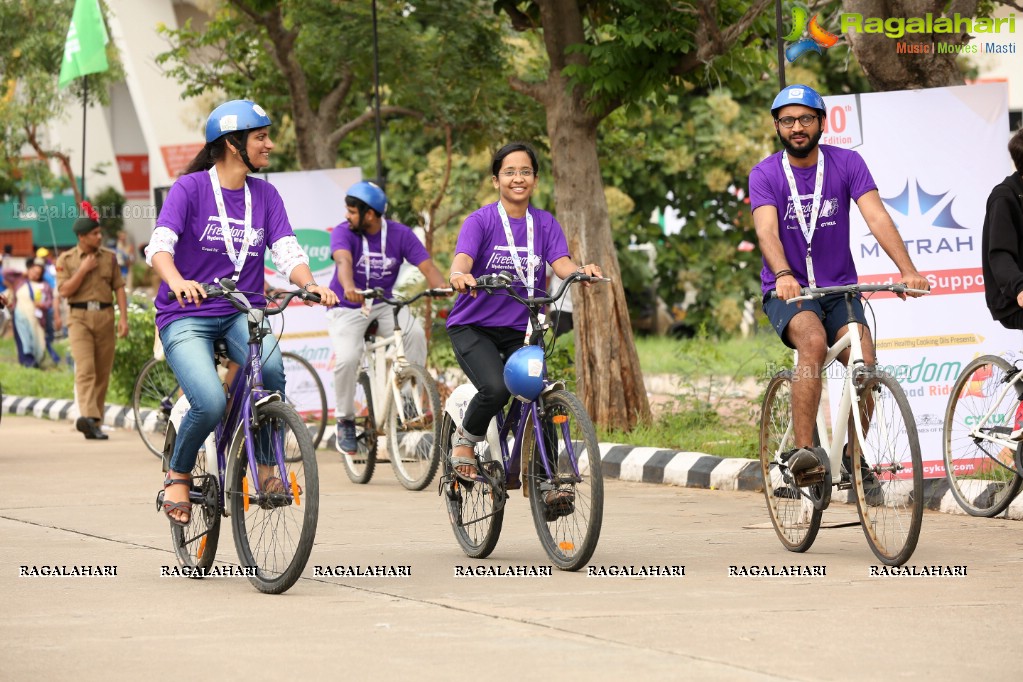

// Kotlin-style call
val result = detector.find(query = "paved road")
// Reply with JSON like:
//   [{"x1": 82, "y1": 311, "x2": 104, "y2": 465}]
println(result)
[{"x1": 1, "y1": 415, "x2": 1019, "y2": 680}]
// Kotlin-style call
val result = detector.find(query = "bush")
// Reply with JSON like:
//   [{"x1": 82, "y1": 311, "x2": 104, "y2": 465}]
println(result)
[{"x1": 111, "y1": 295, "x2": 157, "y2": 403}]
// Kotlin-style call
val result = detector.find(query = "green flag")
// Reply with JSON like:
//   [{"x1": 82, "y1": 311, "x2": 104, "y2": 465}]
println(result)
[{"x1": 58, "y1": 0, "x2": 109, "y2": 89}]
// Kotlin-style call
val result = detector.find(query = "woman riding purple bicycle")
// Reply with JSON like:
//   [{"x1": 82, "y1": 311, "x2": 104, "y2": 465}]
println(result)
[{"x1": 145, "y1": 100, "x2": 337, "y2": 526}]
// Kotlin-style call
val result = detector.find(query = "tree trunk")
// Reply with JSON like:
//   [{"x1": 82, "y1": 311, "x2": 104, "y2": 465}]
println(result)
[
  {"x1": 843, "y1": 0, "x2": 976, "y2": 90},
  {"x1": 544, "y1": 83, "x2": 651, "y2": 429},
  {"x1": 513, "y1": 0, "x2": 650, "y2": 429}
]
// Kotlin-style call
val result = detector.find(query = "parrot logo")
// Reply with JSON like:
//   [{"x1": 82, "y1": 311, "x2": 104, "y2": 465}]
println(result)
[{"x1": 784, "y1": 7, "x2": 840, "y2": 62}]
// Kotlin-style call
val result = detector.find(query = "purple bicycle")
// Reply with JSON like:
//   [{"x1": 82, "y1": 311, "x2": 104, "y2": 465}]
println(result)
[
  {"x1": 439, "y1": 271, "x2": 606, "y2": 571},
  {"x1": 156, "y1": 278, "x2": 320, "y2": 594}
]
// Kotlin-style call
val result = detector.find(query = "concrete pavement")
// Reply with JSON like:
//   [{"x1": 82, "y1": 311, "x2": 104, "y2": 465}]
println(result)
[{"x1": 1, "y1": 414, "x2": 1020, "y2": 680}]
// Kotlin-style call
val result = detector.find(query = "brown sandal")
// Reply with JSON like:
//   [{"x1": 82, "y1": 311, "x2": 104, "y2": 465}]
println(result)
[{"x1": 159, "y1": 476, "x2": 192, "y2": 526}]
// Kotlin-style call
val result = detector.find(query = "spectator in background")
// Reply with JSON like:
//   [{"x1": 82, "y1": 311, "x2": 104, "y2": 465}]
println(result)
[
  {"x1": 35, "y1": 247, "x2": 62, "y2": 346},
  {"x1": 115, "y1": 231, "x2": 135, "y2": 289},
  {"x1": 12, "y1": 259, "x2": 58, "y2": 368}
]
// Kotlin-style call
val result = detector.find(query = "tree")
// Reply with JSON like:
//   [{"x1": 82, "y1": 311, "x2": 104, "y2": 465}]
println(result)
[
  {"x1": 0, "y1": 0, "x2": 121, "y2": 203},
  {"x1": 494, "y1": 0, "x2": 774, "y2": 428}
]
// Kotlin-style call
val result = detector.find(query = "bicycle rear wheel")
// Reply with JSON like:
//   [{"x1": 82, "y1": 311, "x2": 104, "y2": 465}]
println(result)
[
  {"x1": 439, "y1": 415, "x2": 504, "y2": 559},
  {"x1": 169, "y1": 448, "x2": 221, "y2": 575},
  {"x1": 282, "y1": 351, "x2": 328, "y2": 450},
  {"x1": 133, "y1": 357, "x2": 178, "y2": 458},
  {"x1": 524, "y1": 390, "x2": 603, "y2": 571},
  {"x1": 342, "y1": 370, "x2": 377, "y2": 484},
  {"x1": 386, "y1": 363, "x2": 442, "y2": 491},
  {"x1": 227, "y1": 401, "x2": 319, "y2": 594},
  {"x1": 851, "y1": 372, "x2": 923, "y2": 566},
  {"x1": 943, "y1": 355, "x2": 1022, "y2": 516},
  {"x1": 759, "y1": 371, "x2": 822, "y2": 553}
]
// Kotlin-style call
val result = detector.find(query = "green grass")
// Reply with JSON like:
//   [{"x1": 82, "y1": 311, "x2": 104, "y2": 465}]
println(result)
[
  {"x1": 635, "y1": 331, "x2": 790, "y2": 379},
  {"x1": 0, "y1": 336, "x2": 132, "y2": 405}
]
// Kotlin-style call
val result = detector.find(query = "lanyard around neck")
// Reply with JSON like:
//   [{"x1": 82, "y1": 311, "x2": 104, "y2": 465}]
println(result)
[
  {"x1": 361, "y1": 218, "x2": 388, "y2": 286},
  {"x1": 781, "y1": 149, "x2": 825, "y2": 287},
  {"x1": 496, "y1": 201, "x2": 535, "y2": 296},
  {"x1": 208, "y1": 165, "x2": 253, "y2": 278}
]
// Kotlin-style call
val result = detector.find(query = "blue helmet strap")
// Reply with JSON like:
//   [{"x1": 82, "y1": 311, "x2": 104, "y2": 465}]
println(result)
[{"x1": 226, "y1": 131, "x2": 258, "y2": 174}]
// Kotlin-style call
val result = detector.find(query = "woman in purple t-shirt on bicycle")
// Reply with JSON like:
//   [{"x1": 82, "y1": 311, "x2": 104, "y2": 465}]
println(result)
[
  {"x1": 145, "y1": 100, "x2": 337, "y2": 526},
  {"x1": 446, "y1": 142, "x2": 602, "y2": 488}
]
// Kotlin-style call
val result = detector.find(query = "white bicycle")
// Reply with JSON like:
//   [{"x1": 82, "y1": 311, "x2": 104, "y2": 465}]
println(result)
[
  {"x1": 343, "y1": 287, "x2": 451, "y2": 490},
  {"x1": 760, "y1": 283, "x2": 927, "y2": 566}
]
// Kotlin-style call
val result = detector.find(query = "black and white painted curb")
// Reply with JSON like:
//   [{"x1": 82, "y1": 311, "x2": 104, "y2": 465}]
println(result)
[{"x1": 4, "y1": 393, "x2": 1022, "y2": 520}]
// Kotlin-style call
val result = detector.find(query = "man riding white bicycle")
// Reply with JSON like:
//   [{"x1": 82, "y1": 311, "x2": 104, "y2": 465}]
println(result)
[
  {"x1": 326, "y1": 181, "x2": 448, "y2": 455},
  {"x1": 751, "y1": 84, "x2": 928, "y2": 480}
]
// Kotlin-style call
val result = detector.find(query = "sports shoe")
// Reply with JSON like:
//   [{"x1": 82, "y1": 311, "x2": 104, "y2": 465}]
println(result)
[
  {"x1": 780, "y1": 447, "x2": 822, "y2": 474},
  {"x1": 842, "y1": 449, "x2": 884, "y2": 507},
  {"x1": 335, "y1": 419, "x2": 357, "y2": 455},
  {"x1": 1009, "y1": 401, "x2": 1023, "y2": 441}
]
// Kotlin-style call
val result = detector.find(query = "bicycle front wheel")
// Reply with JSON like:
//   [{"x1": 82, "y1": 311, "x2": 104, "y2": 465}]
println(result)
[
  {"x1": 133, "y1": 357, "x2": 178, "y2": 458},
  {"x1": 523, "y1": 390, "x2": 603, "y2": 571},
  {"x1": 439, "y1": 415, "x2": 504, "y2": 559},
  {"x1": 282, "y1": 351, "x2": 328, "y2": 450},
  {"x1": 943, "y1": 355, "x2": 1022, "y2": 516},
  {"x1": 851, "y1": 372, "x2": 923, "y2": 566},
  {"x1": 342, "y1": 370, "x2": 377, "y2": 484},
  {"x1": 386, "y1": 364, "x2": 442, "y2": 491},
  {"x1": 759, "y1": 370, "x2": 822, "y2": 553},
  {"x1": 169, "y1": 448, "x2": 221, "y2": 575},
  {"x1": 227, "y1": 401, "x2": 319, "y2": 594}
]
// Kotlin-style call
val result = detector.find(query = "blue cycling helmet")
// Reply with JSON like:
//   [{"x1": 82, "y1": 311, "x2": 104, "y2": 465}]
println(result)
[
  {"x1": 346, "y1": 181, "x2": 388, "y2": 216},
  {"x1": 771, "y1": 85, "x2": 826, "y2": 118},
  {"x1": 204, "y1": 100, "x2": 272, "y2": 144},
  {"x1": 504, "y1": 345, "x2": 546, "y2": 402}
]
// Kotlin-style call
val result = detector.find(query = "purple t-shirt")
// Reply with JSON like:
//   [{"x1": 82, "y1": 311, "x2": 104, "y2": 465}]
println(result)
[
  {"x1": 749, "y1": 144, "x2": 877, "y2": 294},
  {"x1": 153, "y1": 171, "x2": 295, "y2": 329},
  {"x1": 446, "y1": 202, "x2": 570, "y2": 330},
  {"x1": 329, "y1": 220, "x2": 430, "y2": 309}
]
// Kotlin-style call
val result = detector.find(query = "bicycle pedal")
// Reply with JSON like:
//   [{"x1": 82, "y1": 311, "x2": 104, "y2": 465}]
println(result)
[{"x1": 792, "y1": 464, "x2": 826, "y2": 487}]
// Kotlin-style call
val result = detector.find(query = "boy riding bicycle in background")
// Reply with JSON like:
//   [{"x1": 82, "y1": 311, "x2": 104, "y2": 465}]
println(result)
[{"x1": 326, "y1": 181, "x2": 448, "y2": 456}]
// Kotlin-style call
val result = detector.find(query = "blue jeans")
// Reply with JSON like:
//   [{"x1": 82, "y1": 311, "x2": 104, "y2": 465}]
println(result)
[{"x1": 161, "y1": 313, "x2": 285, "y2": 474}]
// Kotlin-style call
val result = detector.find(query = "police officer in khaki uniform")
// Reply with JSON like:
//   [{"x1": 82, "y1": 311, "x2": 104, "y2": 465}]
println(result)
[{"x1": 57, "y1": 215, "x2": 129, "y2": 440}]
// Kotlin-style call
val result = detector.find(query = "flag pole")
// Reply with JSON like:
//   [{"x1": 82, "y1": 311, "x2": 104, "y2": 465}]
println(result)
[
  {"x1": 81, "y1": 75, "x2": 87, "y2": 200},
  {"x1": 371, "y1": 0, "x2": 383, "y2": 190}
]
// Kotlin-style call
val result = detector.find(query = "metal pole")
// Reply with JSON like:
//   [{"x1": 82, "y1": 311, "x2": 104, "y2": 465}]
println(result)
[
  {"x1": 371, "y1": 0, "x2": 384, "y2": 190},
  {"x1": 775, "y1": 0, "x2": 786, "y2": 90},
  {"x1": 81, "y1": 75, "x2": 88, "y2": 199}
]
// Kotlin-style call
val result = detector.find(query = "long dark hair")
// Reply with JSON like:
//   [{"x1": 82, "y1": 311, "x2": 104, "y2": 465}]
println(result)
[
  {"x1": 491, "y1": 142, "x2": 539, "y2": 177},
  {"x1": 181, "y1": 133, "x2": 247, "y2": 175}
]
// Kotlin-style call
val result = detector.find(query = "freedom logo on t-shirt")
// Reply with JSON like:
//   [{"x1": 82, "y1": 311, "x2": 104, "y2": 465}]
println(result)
[
  {"x1": 484, "y1": 245, "x2": 543, "y2": 273},
  {"x1": 353, "y1": 250, "x2": 397, "y2": 280},
  {"x1": 198, "y1": 218, "x2": 266, "y2": 254}
]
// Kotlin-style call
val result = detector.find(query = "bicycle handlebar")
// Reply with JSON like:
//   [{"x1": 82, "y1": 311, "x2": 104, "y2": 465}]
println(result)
[
  {"x1": 470, "y1": 270, "x2": 610, "y2": 308},
  {"x1": 355, "y1": 287, "x2": 453, "y2": 307},
  {"x1": 166, "y1": 277, "x2": 321, "y2": 313},
  {"x1": 773, "y1": 283, "x2": 930, "y2": 303}
]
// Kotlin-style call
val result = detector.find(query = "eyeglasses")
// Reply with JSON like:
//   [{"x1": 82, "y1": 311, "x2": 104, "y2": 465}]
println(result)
[
  {"x1": 497, "y1": 169, "x2": 535, "y2": 178},
  {"x1": 776, "y1": 114, "x2": 819, "y2": 128}
]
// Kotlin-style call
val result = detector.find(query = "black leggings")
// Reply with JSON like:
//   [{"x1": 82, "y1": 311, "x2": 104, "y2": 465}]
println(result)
[{"x1": 448, "y1": 325, "x2": 524, "y2": 437}]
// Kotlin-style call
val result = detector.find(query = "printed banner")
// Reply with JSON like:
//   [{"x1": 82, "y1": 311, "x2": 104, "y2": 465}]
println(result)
[
  {"x1": 262, "y1": 167, "x2": 363, "y2": 417},
  {"x1": 824, "y1": 82, "x2": 1017, "y2": 478}
]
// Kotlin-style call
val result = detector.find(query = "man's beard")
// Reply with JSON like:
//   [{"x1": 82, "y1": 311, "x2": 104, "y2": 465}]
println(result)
[{"x1": 778, "y1": 128, "x2": 823, "y2": 158}]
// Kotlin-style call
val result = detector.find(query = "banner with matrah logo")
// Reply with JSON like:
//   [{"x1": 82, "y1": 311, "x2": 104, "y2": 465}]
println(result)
[{"x1": 824, "y1": 82, "x2": 1017, "y2": 479}]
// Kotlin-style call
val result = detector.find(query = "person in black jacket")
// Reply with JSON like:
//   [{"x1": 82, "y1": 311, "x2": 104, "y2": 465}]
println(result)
[{"x1": 983, "y1": 127, "x2": 1023, "y2": 329}]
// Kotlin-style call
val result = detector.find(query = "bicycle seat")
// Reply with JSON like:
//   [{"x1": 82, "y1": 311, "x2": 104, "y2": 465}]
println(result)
[
  {"x1": 364, "y1": 320, "x2": 379, "y2": 341},
  {"x1": 213, "y1": 338, "x2": 230, "y2": 365}
]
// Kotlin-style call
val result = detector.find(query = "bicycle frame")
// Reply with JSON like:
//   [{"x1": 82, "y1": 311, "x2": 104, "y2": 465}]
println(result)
[
  {"x1": 961, "y1": 369, "x2": 1022, "y2": 453},
  {"x1": 360, "y1": 314, "x2": 409, "y2": 428}
]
